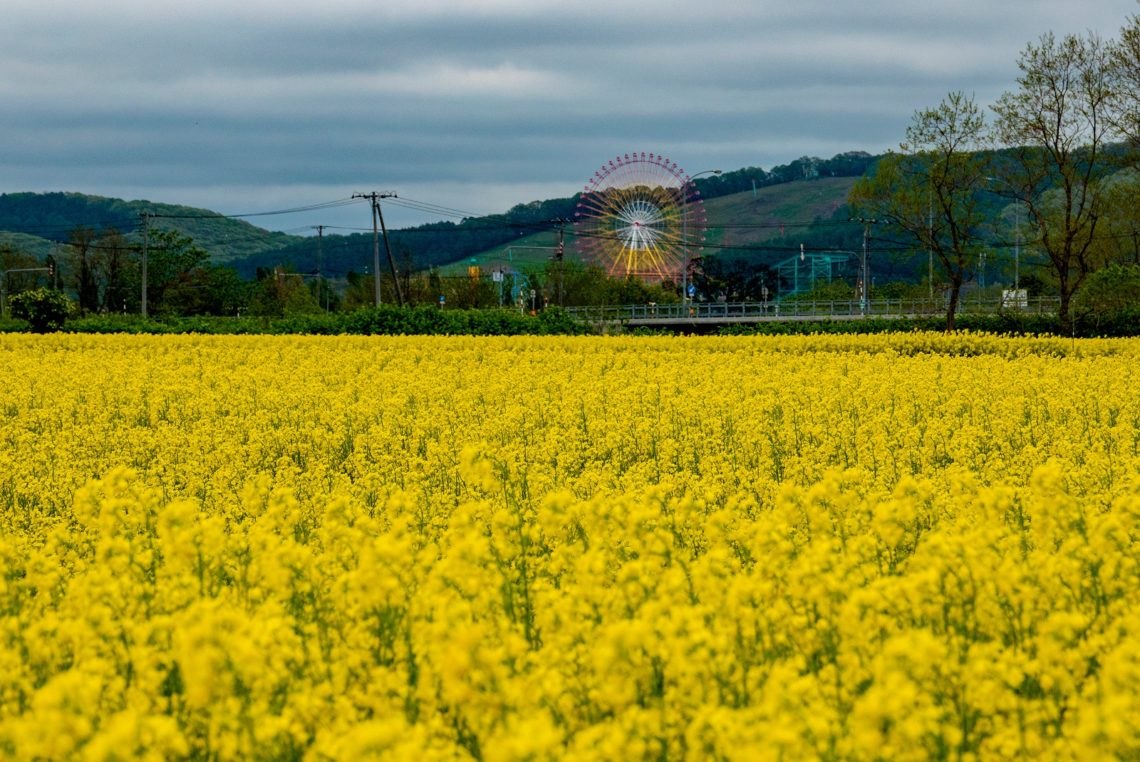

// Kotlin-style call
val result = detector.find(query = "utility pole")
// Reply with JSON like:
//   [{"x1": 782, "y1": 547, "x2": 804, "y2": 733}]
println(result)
[
  {"x1": 852, "y1": 217, "x2": 877, "y2": 316},
  {"x1": 313, "y1": 224, "x2": 328, "y2": 312},
  {"x1": 140, "y1": 211, "x2": 150, "y2": 318},
  {"x1": 554, "y1": 218, "x2": 566, "y2": 308},
  {"x1": 376, "y1": 200, "x2": 404, "y2": 307},
  {"x1": 351, "y1": 193, "x2": 396, "y2": 305}
]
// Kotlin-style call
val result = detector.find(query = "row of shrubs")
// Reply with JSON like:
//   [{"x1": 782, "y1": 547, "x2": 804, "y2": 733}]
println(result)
[
  {"x1": 1, "y1": 296, "x2": 591, "y2": 336},
  {"x1": 3, "y1": 287, "x2": 1138, "y2": 337},
  {"x1": 715, "y1": 311, "x2": 1140, "y2": 338}
]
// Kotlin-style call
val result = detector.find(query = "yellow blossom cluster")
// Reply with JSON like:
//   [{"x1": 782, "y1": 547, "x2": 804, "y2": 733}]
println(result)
[{"x1": 1, "y1": 332, "x2": 1139, "y2": 759}]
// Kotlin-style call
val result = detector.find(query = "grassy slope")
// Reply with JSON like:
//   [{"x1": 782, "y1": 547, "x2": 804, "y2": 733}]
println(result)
[
  {"x1": 0, "y1": 232, "x2": 59, "y2": 259},
  {"x1": 704, "y1": 176, "x2": 855, "y2": 249}
]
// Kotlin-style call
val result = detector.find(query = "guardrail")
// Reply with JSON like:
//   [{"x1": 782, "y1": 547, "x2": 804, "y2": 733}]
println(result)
[{"x1": 565, "y1": 296, "x2": 1061, "y2": 323}]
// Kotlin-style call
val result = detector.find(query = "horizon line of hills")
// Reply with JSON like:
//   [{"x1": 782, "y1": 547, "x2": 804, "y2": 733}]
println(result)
[{"x1": 0, "y1": 152, "x2": 877, "y2": 279}]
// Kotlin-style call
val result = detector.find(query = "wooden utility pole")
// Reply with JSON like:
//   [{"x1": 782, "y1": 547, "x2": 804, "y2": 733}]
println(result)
[
  {"x1": 376, "y1": 200, "x2": 404, "y2": 307},
  {"x1": 140, "y1": 211, "x2": 150, "y2": 317},
  {"x1": 352, "y1": 192, "x2": 398, "y2": 307},
  {"x1": 314, "y1": 224, "x2": 328, "y2": 311}
]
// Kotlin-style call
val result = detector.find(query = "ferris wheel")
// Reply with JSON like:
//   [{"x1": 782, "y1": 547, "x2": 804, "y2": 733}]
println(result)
[{"x1": 574, "y1": 153, "x2": 708, "y2": 282}]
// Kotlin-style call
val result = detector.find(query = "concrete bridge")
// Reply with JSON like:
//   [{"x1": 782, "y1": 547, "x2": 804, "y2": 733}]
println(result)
[{"x1": 565, "y1": 296, "x2": 1059, "y2": 330}]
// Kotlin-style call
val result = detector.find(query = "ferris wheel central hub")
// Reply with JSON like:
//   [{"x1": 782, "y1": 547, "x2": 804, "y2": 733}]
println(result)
[{"x1": 575, "y1": 153, "x2": 707, "y2": 282}]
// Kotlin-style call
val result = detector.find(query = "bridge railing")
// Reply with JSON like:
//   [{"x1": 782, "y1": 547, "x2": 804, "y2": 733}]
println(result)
[{"x1": 565, "y1": 296, "x2": 1061, "y2": 322}]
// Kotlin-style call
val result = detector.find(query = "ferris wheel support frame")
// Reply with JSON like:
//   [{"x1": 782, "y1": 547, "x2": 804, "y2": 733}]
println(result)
[{"x1": 574, "y1": 153, "x2": 710, "y2": 285}]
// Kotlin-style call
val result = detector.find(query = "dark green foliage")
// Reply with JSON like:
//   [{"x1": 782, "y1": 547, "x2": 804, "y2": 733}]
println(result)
[
  {"x1": 694, "y1": 152, "x2": 876, "y2": 200},
  {"x1": 57, "y1": 306, "x2": 591, "y2": 336},
  {"x1": 8, "y1": 287, "x2": 74, "y2": 332},
  {"x1": 715, "y1": 310, "x2": 1140, "y2": 338},
  {"x1": 1074, "y1": 263, "x2": 1140, "y2": 332},
  {"x1": 0, "y1": 192, "x2": 296, "y2": 263}
]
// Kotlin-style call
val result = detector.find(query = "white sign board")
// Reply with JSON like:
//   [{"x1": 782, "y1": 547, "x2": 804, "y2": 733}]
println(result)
[{"x1": 1002, "y1": 289, "x2": 1028, "y2": 309}]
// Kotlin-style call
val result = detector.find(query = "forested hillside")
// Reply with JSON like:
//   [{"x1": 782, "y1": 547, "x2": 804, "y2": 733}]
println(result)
[{"x1": 0, "y1": 192, "x2": 299, "y2": 263}]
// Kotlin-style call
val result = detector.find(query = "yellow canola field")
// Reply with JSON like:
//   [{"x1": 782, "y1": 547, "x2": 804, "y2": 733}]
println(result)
[{"x1": 1, "y1": 332, "x2": 1140, "y2": 760}]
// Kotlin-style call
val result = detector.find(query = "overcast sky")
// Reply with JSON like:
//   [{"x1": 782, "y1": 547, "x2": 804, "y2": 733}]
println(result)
[{"x1": 2, "y1": 0, "x2": 1136, "y2": 233}]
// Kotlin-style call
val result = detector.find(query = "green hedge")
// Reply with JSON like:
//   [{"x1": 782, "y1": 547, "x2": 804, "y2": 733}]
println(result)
[
  {"x1": 21, "y1": 306, "x2": 592, "y2": 337},
  {"x1": 6, "y1": 306, "x2": 1140, "y2": 338},
  {"x1": 717, "y1": 312, "x2": 1140, "y2": 338},
  {"x1": 0, "y1": 317, "x2": 27, "y2": 333}
]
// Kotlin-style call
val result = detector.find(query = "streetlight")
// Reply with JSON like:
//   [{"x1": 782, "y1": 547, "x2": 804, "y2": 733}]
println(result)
[
  {"x1": 850, "y1": 218, "x2": 878, "y2": 316},
  {"x1": 985, "y1": 175, "x2": 1025, "y2": 298},
  {"x1": 681, "y1": 169, "x2": 722, "y2": 310}
]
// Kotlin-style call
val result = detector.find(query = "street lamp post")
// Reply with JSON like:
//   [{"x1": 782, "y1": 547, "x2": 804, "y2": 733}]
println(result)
[
  {"x1": 681, "y1": 169, "x2": 722, "y2": 310},
  {"x1": 854, "y1": 219, "x2": 878, "y2": 316}
]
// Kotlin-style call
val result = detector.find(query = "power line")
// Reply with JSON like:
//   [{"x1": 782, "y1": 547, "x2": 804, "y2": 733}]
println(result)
[{"x1": 149, "y1": 197, "x2": 361, "y2": 220}]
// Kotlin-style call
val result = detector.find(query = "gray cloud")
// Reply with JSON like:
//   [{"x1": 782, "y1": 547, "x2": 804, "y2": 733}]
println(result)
[{"x1": 2, "y1": 0, "x2": 1136, "y2": 231}]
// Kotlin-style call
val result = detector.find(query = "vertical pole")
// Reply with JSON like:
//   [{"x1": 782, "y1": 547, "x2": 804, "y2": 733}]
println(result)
[
  {"x1": 316, "y1": 224, "x2": 327, "y2": 312},
  {"x1": 370, "y1": 199, "x2": 382, "y2": 307},
  {"x1": 376, "y1": 199, "x2": 404, "y2": 307},
  {"x1": 681, "y1": 188, "x2": 688, "y2": 309},
  {"x1": 557, "y1": 220, "x2": 565, "y2": 308},
  {"x1": 795, "y1": 244, "x2": 801, "y2": 296},
  {"x1": 141, "y1": 211, "x2": 150, "y2": 318},
  {"x1": 351, "y1": 192, "x2": 384, "y2": 307},
  {"x1": 861, "y1": 220, "x2": 871, "y2": 316}
]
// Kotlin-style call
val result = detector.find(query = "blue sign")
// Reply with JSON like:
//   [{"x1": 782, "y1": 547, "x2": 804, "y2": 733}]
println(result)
[{"x1": 687, "y1": 284, "x2": 696, "y2": 297}]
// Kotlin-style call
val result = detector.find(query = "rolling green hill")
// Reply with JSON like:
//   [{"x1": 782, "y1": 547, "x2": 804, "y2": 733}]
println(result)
[{"x1": 0, "y1": 192, "x2": 301, "y2": 263}]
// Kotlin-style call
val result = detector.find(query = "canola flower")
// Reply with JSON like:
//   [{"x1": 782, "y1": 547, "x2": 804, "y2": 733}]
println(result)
[{"x1": 1, "y1": 332, "x2": 1139, "y2": 760}]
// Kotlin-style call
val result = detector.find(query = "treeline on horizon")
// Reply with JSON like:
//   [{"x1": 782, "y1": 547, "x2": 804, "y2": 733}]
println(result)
[
  {"x1": 0, "y1": 152, "x2": 876, "y2": 276},
  {"x1": 226, "y1": 152, "x2": 876, "y2": 284}
]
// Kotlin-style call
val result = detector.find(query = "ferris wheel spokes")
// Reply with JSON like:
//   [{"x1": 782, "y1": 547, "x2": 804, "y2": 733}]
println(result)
[{"x1": 575, "y1": 153, "x2": 707, "y2": 281}]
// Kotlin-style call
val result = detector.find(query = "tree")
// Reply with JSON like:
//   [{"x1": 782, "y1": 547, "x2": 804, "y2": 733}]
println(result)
[
  {"x1": 850, "y1": 92, "x2": 993, "y2": 330},
  {"x1": 1, "y1": 244, "x2": 42, "y2": 300},
  {"x1": 1, "y1": 244, "x2": 44, "y2": 319},
  {"x1": 161, "y1": 263, "x2": 250, "y2": 316},
  {"x1": 1073, "y1": 263, "x2": 1140, "y2": 332},
  {"x1": 991, "y1": 31, "x2": 1119, "y2": 331},
  {"x1": 68, "y1": 226, "x2": 100, "y2": 313},
  {"x1": 145, "y1": 229, "x2": 211, "y2": 314},
  {"x1": 1110, "y1": 15, "x2": 1140, "y2": 158},
  {"x1": 9, "y1": 287, "x2": 73, "y2": 332},
  {"x1": 1094, "y1": 170, "x2": 1140, "y2": 267},
  {"x1": 343, "y1": 271, "x2": 376, "y2": 311},
  {"x1": 693, "y1": 254, "x2": 775, "y2": 302},
  {"x1": 247, "y1": 267, "x2": 321, "y2": 317},
  {"x1": 95, "y1": 228, "x2": 135, "y2": 313}
]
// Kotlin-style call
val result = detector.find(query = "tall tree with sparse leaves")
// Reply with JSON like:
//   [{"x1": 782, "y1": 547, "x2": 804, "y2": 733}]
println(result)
[
  {"x1": 850, "y1": 92, "x2": 993, "y2": 331},
  {"x1": 1110, "y1": 15, "x2": 1140, "y2": 160},
  {"x1": 991, "y1": 31, "x2": 1119, "y2": 332}
]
